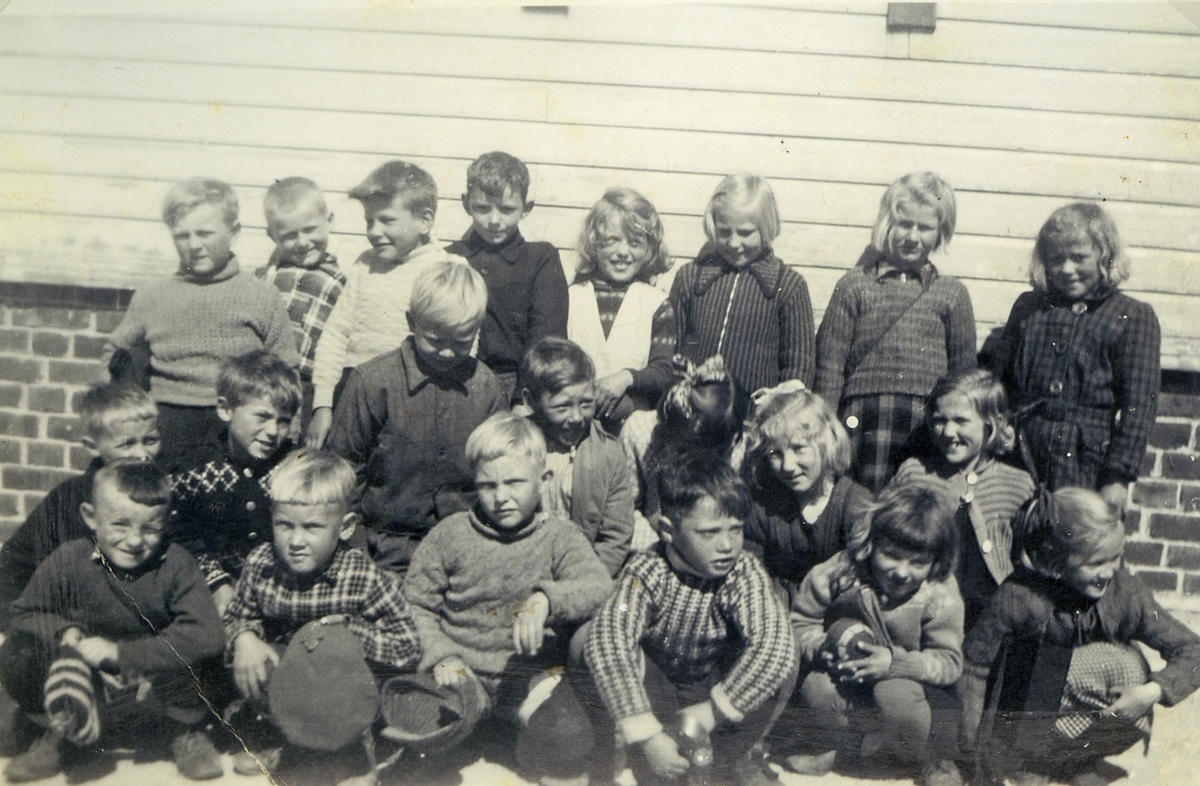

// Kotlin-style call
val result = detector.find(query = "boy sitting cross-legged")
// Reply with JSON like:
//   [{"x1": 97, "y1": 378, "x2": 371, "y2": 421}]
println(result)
[
  {"x1": 521, "y1": 336, "x2": 635, "y2": 576},
  {"x1": 0, "y1": 461, "x2": 226, "y2": 783},
  {"x1": 402, "y1": 412, "x2": 612, "y2": 782},
  {"x1": 327, "y1": 261, "x2": 507, "y2": 577},
  {"x1": 171, "y1": 350, "x2": 302, "y2": 616},
  {"x1": 223, "y1": 449, "x2": 421, "y2": 776}
]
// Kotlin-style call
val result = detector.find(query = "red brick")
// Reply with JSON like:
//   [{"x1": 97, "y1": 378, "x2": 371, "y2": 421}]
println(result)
[
  {"x1": 1184, "y1": 574, "x2": 1200, "y2": 596},
  {"x1": 0, "y1": 384, "x2": 21, "y2": 408},
  {"x1": 0, "y1": 357, "x2": 43, "y2": 384},
  {"x1": 1131, "y1": 569, "x2": 1179, "y2": 592},
  {"x1": 1166, "y1": 544, "x2": 1200, "y2": 570},
  {"x1": 69, "y1": 446, "x2": 93, "y2": 471},
  {"x1": 1184, "y1": 485, "x2": 1200, "y2": 513},
  {"x1": 1150, "y1": 421, "x2": 1193, "y2": 451},
  {"x1": 0, "y1": 412, "x2": 38, "y2": 438},
  {"x1": 1158, "y1": 391, "x2": 1200, "y2": 419},
  {"x1": 1162, "y1": 452, "x2": 1200, "y2": 481},
  {"x1": 1149, "y1": 512, "x2": 1200, "y2": 541},
  {"x1": 1131, "y1": 480, "x2": 1177, "y2": 509},
  {"x1": 94, "y1": 311, "x2": 125, "y2": 334},
  {"x1": 1123, "y1": 541, "x2": 1163, "y2": 566},
  {"x1": 1140, "y1": 451, "x2": 1158, "y2": 478},
  {"x1": 2, "y1": 466, "x2": 75, "y2": 491},
  {"x1": 0, "y1": 439, "x2": 21, "y2": 463},
  {"x1": 31, "y1": 332, "x2": 69, "y2": 358},
  {"x1": 48, "y1": 360, "x2": 102, "y2": 386},
  {"x1": 0, "y1": 492, "x2": 18, "y2": 517},
  {"x1": 73, "y1": 335, "x2": 108, "y2": 360},
  {"x1": 0, "y1": 328, "x2": 29, "y2": 351},
  {"x1": 70, "y1": 390, "x2": 86, "y2": 413},
  {"x1": 1123, "y1": 509, "x2": 1141, "y2": 536},
  {"x1": 25, "y1": 442, "x2": 63, "y2": 468},
  {"x1": 46, "y1": 416, "x2": 80, "y2": 442},
  {"x1": 27, "y1": 386, "x2": 66, "y2": 413},
  {"x1": 11, "y1": 308, "x2": 90, "y2": 330}
]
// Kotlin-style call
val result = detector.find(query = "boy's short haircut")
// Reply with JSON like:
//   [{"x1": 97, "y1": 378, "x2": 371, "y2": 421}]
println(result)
[
  {"x1": 870, "y1": 171, "x2": 957, "y2": 257},
  {"x1": 466, "y1": 151, "x2": 531, "y2": 202},
  {"x1": 520, "y1": 337, "x2": 596, "y2": 402},
  {"x1": 409, "y1": 261, "x2": 488, "y2": 332},
  {"x1": 465, "y1": 412, "x2": 547, "y2": 471},
  {"x1": 657, "y1": 450, "x2": 749, "y2": 526},
  {"x1": 703, "y1": 173, "x2": 781, "y2": 245},
  {"x1": 162, "y1": 176, "x2": 239, "y2": 228},
  {"x1": 264, "y1": 177, "x2": 328, "y2": 223},
  {"x1": 1030, "y1": 202, "x2": 1130, "y2": 291},
  {"x1": 78, "y1": 380, "x2": 158, "y2": 441},
  {"x1": 856, "y1": 476, "x2": 958, "y2": 582},
  {"x1": 217, "y1": 350, "x2": 303, "y2": 415},
  {"x1": 267, "y1": 449, "x2": 356, "y2": 507},
  {"x1": 348, "y1": 160, "x2": 438, "y2": 217},
  {"x1": 94, "y1": 459, "x2": 173, "y2": 508}
]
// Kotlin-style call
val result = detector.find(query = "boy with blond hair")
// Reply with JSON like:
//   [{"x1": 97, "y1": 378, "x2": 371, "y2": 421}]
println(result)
[
  {"x1": 256, "y1": 177, "x2": 347, "y2": 425},
  {"x1": 307, "y1": 161, "x2": 469, "y2": 447},
  {"x1": 104, "y1": 176, "x2": 299, "y2": 469},
  {"x1": 446, "y1": 151, "x2": 568, "y2": 401},
  {"x1": 328, "y1": 260, "x2": 507, "y2": 576}
]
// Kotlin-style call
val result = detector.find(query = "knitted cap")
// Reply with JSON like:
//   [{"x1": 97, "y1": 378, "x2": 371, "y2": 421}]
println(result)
[{"x1": 378, "y1": 673, "x2": 486, "y2": 755}]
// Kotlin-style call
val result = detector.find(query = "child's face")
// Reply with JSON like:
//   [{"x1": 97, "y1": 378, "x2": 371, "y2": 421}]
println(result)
[
  {"x1": 267, "y1": 198, "x2": 333, "y2": 268},
  {"x1": 887, "y1": 200, "x2": 940, "y2": 269},
  {"x1": 407, "y1": 315, "x2": 478, "y2": 375},
  {"x1": 81, "y1": 480, "x2": 165, "y2": 570},
  {"x1": 85, "y1": 416, "x2": 162, "y2": 465},
  {"x1": 930, "y1": 391, "x2": 987, "y2": 469},
  {"x1": 272, "y1": 501, "x2": 355, "y2": 575},
  {"x1": 596, "y1": 217, "x2": 652, "y2": 287},
  {"x1": 463, "y1": 185, "x2": 530, "y2": 246},
  {"x1": 528, "y1": 380, "x2": 597, "y2": 449},
  {"x1": 363, "y1": 196, "x2": 432, "y2": 262},
  {"x1": 474, "y1": 454, "x2": 545, "y2": 530},
  {"x1": 1062, "y1": 529, "x2": 1124, "y2": 600},
  {"x1": 767, "y1": 434, "x2": 825, "y2": 496},
  {"x1": 1044, "y1": 238, "x2": 1104, "y2": 301},
  {"x1": 662, "y1": 495, "x2": 743, "y2": 579},
  {"x1": 171, "y1": 202, "x2": 239, "y2": 279},
  {"x1": 712, "y1": 210, "x2": 763, "y2": 269},
  {"x1": 868, "y1": 540, "x2": 933, "y2": 605},
  {"x1": 217, "y1": 395, "x2": 293, "y2": 463}
]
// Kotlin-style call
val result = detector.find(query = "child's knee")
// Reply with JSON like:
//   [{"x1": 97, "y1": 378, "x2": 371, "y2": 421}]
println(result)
[
  {"x1": 799, "y1": 670, "x2": 848, "y2": 716},
  {"x1": 874, "y1": 678, "x2": 931, "y2": 730}
]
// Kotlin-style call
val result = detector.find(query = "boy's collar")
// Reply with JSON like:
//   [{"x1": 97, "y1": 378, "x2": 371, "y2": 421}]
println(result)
[
  {"x1": 400, "y1": 337, "x2": 474, "y2": 392},
  {"x1": 462, "y1": 226, "x2": 524, "y2": 257},
  {"x1": 91, "y1": 543, "x2": 166, "y2": 577},
  {"x1": 468, "y1": 504, "x2": 543, "y2": 541},
  {"x1": 177, "y1": 255, "x2": 240, "y2": 284},
  {"x1": 216, "y1": 427, "x2": 292, "y2": 474},
  {"x1": 268, "y1": 542, "x2": 344, "y2": 586},
  {"x1": 269, "y1": 248, "x2": 339, "y2": 273}
]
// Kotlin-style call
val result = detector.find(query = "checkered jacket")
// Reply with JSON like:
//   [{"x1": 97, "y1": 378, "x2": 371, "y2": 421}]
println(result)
[
  {"x1": 224, "y1": 542, "x2": 421, "y2": 669},
  {"x1": 256, "y1": 253, "x2": 346, "y2": 382}
]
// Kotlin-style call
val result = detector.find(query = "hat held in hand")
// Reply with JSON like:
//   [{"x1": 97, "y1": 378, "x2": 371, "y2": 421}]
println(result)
[{"x1": 379, "y1": 672, "x2": 486, "y2": 755}]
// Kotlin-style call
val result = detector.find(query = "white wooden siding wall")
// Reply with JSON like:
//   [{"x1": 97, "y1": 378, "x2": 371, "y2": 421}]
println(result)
[{"x1": 1, "y1": 3, "x2": 1197, "y2": 367}]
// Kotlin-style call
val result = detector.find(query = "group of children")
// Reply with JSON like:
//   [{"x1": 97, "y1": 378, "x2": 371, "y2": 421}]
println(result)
[{"x1": 0, "y1": 151, "x2": 1194, "y2": 786}]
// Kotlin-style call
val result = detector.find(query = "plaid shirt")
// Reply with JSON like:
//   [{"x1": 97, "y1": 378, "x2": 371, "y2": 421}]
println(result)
[
  {"x1": 256, "y1": 253, "x2": 347, "y2": 382},
  {"x1": 224, "y1": 542, "x2": 421, "y2": 669},
  {"x1": 585, "y1": 544, "x2": 796, "y2": 743}
]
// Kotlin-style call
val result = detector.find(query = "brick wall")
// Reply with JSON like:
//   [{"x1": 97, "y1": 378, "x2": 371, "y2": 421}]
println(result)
[{"x1": 2, "y1": 280, "x2": 1200, "y2": 606}]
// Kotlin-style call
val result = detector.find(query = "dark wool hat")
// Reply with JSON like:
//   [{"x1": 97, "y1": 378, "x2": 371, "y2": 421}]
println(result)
[
  {"x1": 268, "y1": 619, "x2": 380, "y2": 751},
  {"x1": 378, "y1": 672, "x2": 486, "y2": 755}
]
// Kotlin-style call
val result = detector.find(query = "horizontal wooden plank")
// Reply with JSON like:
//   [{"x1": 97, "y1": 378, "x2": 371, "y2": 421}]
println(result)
[{"x1": 938, "y1": 3, "x2": 1200, "y2": 36}]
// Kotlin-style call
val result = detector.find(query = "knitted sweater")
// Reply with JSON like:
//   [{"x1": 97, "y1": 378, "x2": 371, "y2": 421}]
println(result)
[
  {"x1": 8, "y1": 540, "x2": 224, "y2": 680},
  {"x1": 105, "y1": 259, "x2": 300, "y2": 407},
  {"x1": 815, "y1": 255, "x2": 976, "y2": 405},
  {"x1": 311, "y1": 243, "x2": 468, "y2": 409},
  {"x1": 791, "y1": 550, "x2": 964, "y2": 686},
  {"x1": 404, "y1": 508, "x2": 612, "y2": 681},
  {"x1": 585, "y1": 545, "x2": 796, "y2": 744},
  {"x1": 671, "y1": 244, "x2": 815, "y2": 396}
]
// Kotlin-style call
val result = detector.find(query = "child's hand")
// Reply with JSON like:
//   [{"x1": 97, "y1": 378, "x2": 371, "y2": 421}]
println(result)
[
  {"x1": 59, "y1": 627, "x2": 85, "y2": 649},
  {"x1": 76, "y1": 637, "x2": 119, "y2": 668},
  {"x1": 433, "y1": 656, "x2": 474, "y2": 689},
  {"x1": 212, "y1": 584, "x2": 235, "y2": 618},
  {"x1": 642, "y1": 731, "x2": 689, "y2": 779},
  {"x1": 513, "y1": 591, "x2": 550, "y2": 655},
  {"x1": 678, "y1": 701, "x2": 717, "y2": 734},
  {"x1": 595, "y1": 371, "x2": 634, "y2": 421},
  {"x1": 1105, "y1": 681, "x2": 1162, "y2": 721},
  {"x1": 840, "y1": 642, "x2": 892, "y2": 683},
  {"x1": 305, "y1": 407, "x2": 333, "y2": 448},
  {"x1": 1100, "y1": 482, "x2": 1129, "y2": 516},
  {"x1": 232, "y1": 632, "x2": 280, "y2": 700}
]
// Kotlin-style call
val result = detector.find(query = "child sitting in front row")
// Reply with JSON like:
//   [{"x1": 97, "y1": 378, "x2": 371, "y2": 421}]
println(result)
[
  {"x1": 171, "y1": 350, "x2": 301, "y2": 615},
  {"x1": 307, "y1": 160, "x2": 469, "y2": 447},
  {"x1": 960, "y1": 487, "x2": 1200, "y2": 786},
  {"x1": 104, "y1": 177, "x2": 300, "y2": 470},
  {"x1": 224, "y1": 449, "x2": 421, "y2": 775},
  {"x1": 0, "y1": 461, "x2": 226, "y2": 782},
  {"x1": 521, "y1": 336, "x2": 635, "y2": 576},
  {"x1": 403, "y1": 412, "x2": 612, "y2": 780},
  {"x1": 0, "y1": 381, "x2": 162, "y2": 630},
  {"x1": 568, "y1": 187, "x2": 676, "y2": 430},
  {"x1": 327, "y1": 261, "x2": 507, "y2": 576},
  {"x1": 788, "y1": 476, "x2": 964, "y2": 786}
]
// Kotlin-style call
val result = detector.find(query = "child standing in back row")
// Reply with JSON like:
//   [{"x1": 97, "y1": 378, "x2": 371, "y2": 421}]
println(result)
[
  {"x1": 671, "y1": 174, "x2": 815, "y2": 398},
  {"x1": 816, "y1": 172, "x2": 976, "y2": 493}
]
